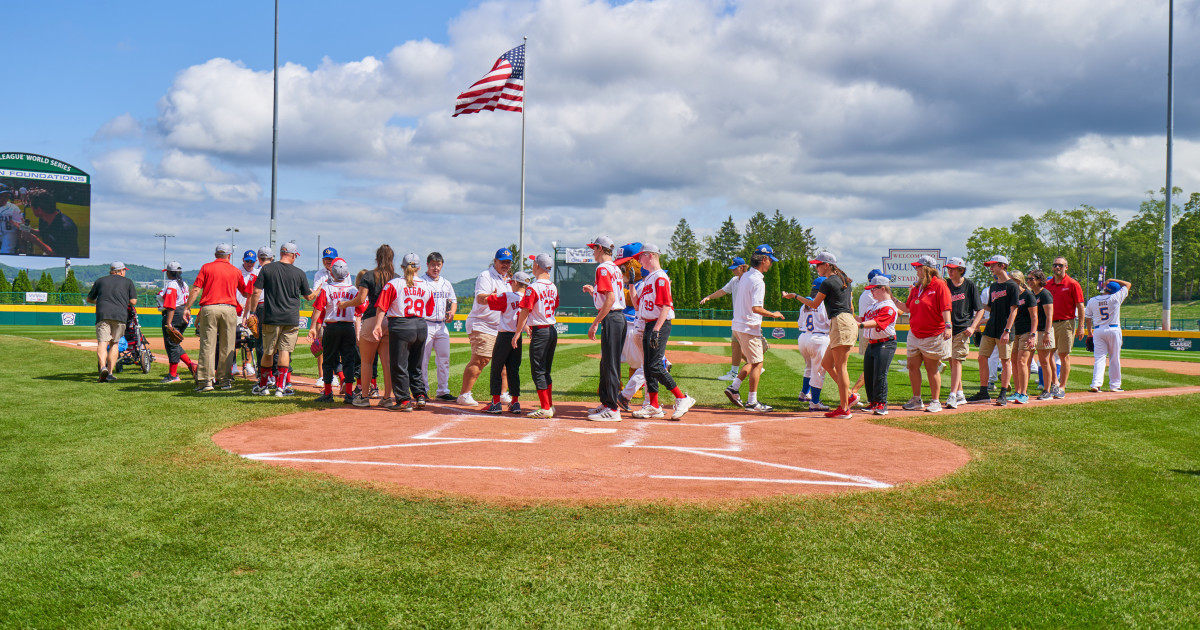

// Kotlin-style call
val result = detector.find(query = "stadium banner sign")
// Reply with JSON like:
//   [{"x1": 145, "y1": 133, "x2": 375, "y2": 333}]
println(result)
[
  {"x1": 882, "y1": 249, "x2": 946, "y2": 285},
  {"x1": 0, "y1": 152, "x2": 91, "y2": 259},
  {"x1": 563, "y1": 248, "x2": 595, "y2": 264},
  {"x1": 24, "y1": 292, "x2": 48, "y2": 303}
]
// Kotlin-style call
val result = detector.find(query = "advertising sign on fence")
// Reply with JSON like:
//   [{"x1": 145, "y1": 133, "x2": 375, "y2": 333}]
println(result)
[
  {"x1": 563, "y1": 248, "x2": 595, "y2": 264},
  {"x1": 25, "y1": 292, "x2": 47, "y2": 302},
  {"x1": 881, "y1": 249, "x2": 946, "y2": 285}
]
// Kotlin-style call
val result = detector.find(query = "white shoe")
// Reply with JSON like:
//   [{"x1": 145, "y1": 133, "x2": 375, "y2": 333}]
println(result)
[
  {"x1": 331, "y1": 375, "x2": 340, "y2": 388},
  {"x1": 587, "y1": 408, "x2": 622, "y2": 422},
  {"x1": 632, "y1": 406, "x2": 665, "y2": 419},
  {"x1": 671, "y1": 395, "x2": 695, "y2": 420},
  {"x1": 902, "y1": 397, "x2": 925, "y2": 411},
  {"x1": 1109, "y1": 386, "x2": 1124, "y2": 392},
  {"x1": 244, "y1": 364, "x2": 255, "y2": 377},
  {"x1": 809, "y1": 402, "x2": 831, "y2": 412},
  {"x1": 587, "y1": 405, "x2": 607, "y2": 415},
  {"x1": 457, "y1": 393, "x2": 478, "y2": 406},
  {"x1": 944, "y1": 395, "x2": 959, "y2": 409},
  {"x1": 926, "y1": 400, "x2": 942, "y2": 413},
  {"x1": 798, "y1": 392, "x2": 812, "y2": 402},
  {"x1": 527, "y1": 407, "x2": 555, "y2": 419},
  {"x1": 231, "y1": 365, "x2": 241, "y2": 376},
  {"x1": 500, "y1": 392, "x2": 513, "y2": 404},
  {"x1": 716, "y1": 367, "x2": 738, "y2": 381}
]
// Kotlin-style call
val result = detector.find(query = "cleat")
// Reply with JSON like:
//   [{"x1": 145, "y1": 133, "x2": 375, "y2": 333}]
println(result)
[
  {"x1": 873, "y1": 405, "x2": 889, "y2": 416},
  {"x1": 723, "y1": 385, "x2": 743, "y2": 407},
  {"x1": 415, "y1": 394, "x2": 427, "y2": 410},
  {"x1": 527, "y1": 407, "x2": 555, "y2": 419},
  {"x1": 484, "y1": 402, "x2": 504, "y2": 414},
  {"x1": 436, "y1": 393, "x2": 456, "y2": 402},
  {"x1": 587, "y1": 408, "x2": 622, "y2": 422},
  {"x1": 500, "y1": 392, "x2": 513, "y2": 404},
  {"x1": 368, "y1": 385, "x2": 380, "y2": 398},
  {"x1": 508, "y1": 401, "x2": 521, "y2": 415},
  {"x1": 252, "y1": 384, "x2": 270, "y2": 396},
  {"x1": 1088, "y1": 386, "x2": 1101, "y2": 393},
  {"x1": 351, "y1": 394, "x2": 371, "y2": 407},
  {"x1": 1109, "y1": 387, "x2": 1124, "y2": 393},
  {"x1": 966, "y1": 390, "x2": 991, "y2": 403},
  {"x1": 632, "y1": 406, "x2": 665, "y2": 419},
  {"x1": 343, "y1": 394, "x2": 355, "y2": 405},
  {"x1": 926, "y1": 400, "x2": 943, "y2": 413},
  {"x1": 743, "y1": 401, "x2": 774, "y2": 413},
  {"x1": 671, "y1": 395, "x2": 696, "y2": 420},
  {"x1": 391, "y1": 399, "x2": 415, "y2": 412},
  {"x1": 825, "y1": 407, "x2": 852, "y2": 420},
  {"x1": 798, "y1": 392, "x2": 812, "y2": 402},
  {"x1": 276, "y1": 386, "x2": 296, "y2": 398},
  {"x1": 316, "y1": 393, "x2": 336, "y2": 403},
  {"x1": 809, "y1": 402, "x2": 831, "y2": 412},
  {"x1": 330, "y1": 375, "x2": 339, "y2": 388},
  {"x1": 616, "y1": 394, "x2": 631, "y2": 413},
  {"x1": 457, "y1": 393, "x2": 478, "y2": 406},
  {"x1": 160, "y1": 375, "x2": 181, "y2": 384},
  {"x1": 902, "y1": 397, "x2": 925, "y2": 411}
]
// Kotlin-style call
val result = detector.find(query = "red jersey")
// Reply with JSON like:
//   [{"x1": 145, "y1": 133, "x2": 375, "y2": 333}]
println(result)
[
  {"x1": 905, "y1": 276, "x2": 952, "y2": 338},
  {"x1": 636, "y1": 269, "x2": 674, "y2": 321},
  {"x1": 312, "y1": 280, "x2": 363, "y2": 323},
  {"x1": 519, "y1": 278, "x2": 559, "y2": 327},
  {"x1": 1045, "y1": 274, "x2": 1084, "y2": 321},
  {"x1": 376, "y1": 277, "x2": 436, "y2": 318},
  {"x1": 194, "y1": 259, "x2": 247, "y2": 307},
  {"x1": 486, "y1": 291, "x2": 524, "y2": 333},
  {"x1": 592, "y1": 261, "x2": 626, "y2": 311}
]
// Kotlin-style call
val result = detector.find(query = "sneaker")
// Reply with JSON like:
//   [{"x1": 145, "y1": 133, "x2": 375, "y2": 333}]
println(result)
[
  {"x1": 436, "y1": 393, "x2": 457, "y2": 402},
  {"x1": 527, "y1": 407, "x2": 555, "y2": 419},
  {"x1": 218, "y1": 380, "x2": 233, "y2": 391},
  {"x1": 995, "y1": 389, "x2": 1008, "y2": 406},
  {"x1": 873, "y1": 405, "x2": 889, "y2": 416},
  {"x1": 587, "y1": 405, "x2": 607, "y2": 416},
  {"x1": 380, "y1": 398, "x2": 398, "y2": 410},
  {"x1": 351, "y1": 394, "x2": 370, "y2": 407},
  {"x1": 809, "y1": 402, "x2": 831, "y2": 412},
  {"x1": 252, "y1": 384, "x2": 270, "y2": 396},
  {"x1": 616, "y1": 394, "x2": 632, "y2": 413},
  {"x1": 1109, "y1": 386, "x2": 1124, "y2": 392},
  {"x1": 902, "y1": 397, "x2": 925, "y2": 411},
  {"x1": 368, "y1": 385, "x2": 380, "y2": 399},
  {"x1": 231, "y1": 365, "x2": 241, "y2": 376},
  {"x1": 966, "y1": 390, "x2": 991, "y2": 403},
  {"x1": 457, "y1": 393, "x2": 478, "y2": 406},
  {"x1": 717, "y1": 367, "x2": 738, "y2": 381},
  {"x1": 484, "y1": 402, "x2": 504, "y2": 414},
  {"x1": 723, "y1": 385, "x2": 743, "y2": 407},
  {"x1": 316, "y1": 393, "x2": 336, "y2": 403},
  {"x1": 944, "y1": 395, "x2": 959, "y2": 409},
  {"x1": 1088, "y1": 386, "x2": 1101, "y2": 393},
  {"x1": 244, "y1": 365, "x2": 256, "y2": 377},
  {"x1": 160, "y1": 375, "x2": 181, "y2": 384},
  {"x1": 99, "y1": 368, "x2": 110, "y2": 383},
  {"x1": 1015, "y1": 393, "x2": 1029, "y2": 404},
  {"x1": 1037, "y1": 389, "x2": 1053, "y2": 401},
  {"x1": 105, "y1": 373, "x2": 118, "y2": 382},
  {"x1": 391, "y1": 399, "x2": 415, "y2": 412},
  {"x1": 671, "y1": 395, "x2": 696, "y2": 420},
  {"x1": 343, "y1": 393, "x2": 355, "y2": 405},
  {"x1": 331, "y1": 375, "x2": 340, "y2": 388},
  {"x1": 414, "y1": 394, "x2": 427, "y2": 410},
  {"x1": 588, "y1": 408, "x2": 622, "y2": 422},
  {"x1": 825, "y1": 407, "x2": 852, "y2": 420},
  {"x1": 848, "y1": 393, "x2": 863, "y2": 408},
  {"x1": 508, "y1": 401, "x2": 521, "y2": 415},
  {"x1": 276, "y1": 386, "x2": 296, "y2": 398},
  {"x1": 1052, "y1": 386, "x2": 1066, "y2": 399},
  {"x1": 195, "y1": 381, "x2": 214, "y2": 393},
  {"x1": 926, "y1": 400, "x2": 942, "y2": 413},
  {"x1": 798, "y1": 392, "x2": 812, "y2": 402},
  {"x1": 743, "y1": 401, "x2": 774, "y2": 413},
  {"x1": 632, "y1": 405, "x2": 665, "y2": 419},
  {"x1": 500, "y1": 392, "x2": 513, "y2": 404}
]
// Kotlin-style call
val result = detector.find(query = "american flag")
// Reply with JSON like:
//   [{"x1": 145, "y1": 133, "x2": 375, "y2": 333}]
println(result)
[{"x1": 453, "y1": 44, "x2": 525, "y2": 117}]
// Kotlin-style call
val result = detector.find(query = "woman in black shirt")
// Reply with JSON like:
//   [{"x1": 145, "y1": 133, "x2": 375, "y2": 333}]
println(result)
[
  {"x1": 796, "y1": 252, "x2": 860, "y2": 419},
  {"x1": 1027, "y1": 269, "x2": 1059, "y2": 399},
  {"x1": 338, "y1": 245, "x2": 396, "y2": 407},
  {"x1": 1008, "y1": 270, "x2": 1039, "y2": 404}
]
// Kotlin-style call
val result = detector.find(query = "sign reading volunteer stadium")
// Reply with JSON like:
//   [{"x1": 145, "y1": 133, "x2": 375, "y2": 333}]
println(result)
[{"x1": 882, "y1": 249, "x2": 946, "y2": 285}]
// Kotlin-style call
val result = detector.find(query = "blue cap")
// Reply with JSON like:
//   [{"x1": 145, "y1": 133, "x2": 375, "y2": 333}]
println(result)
[
  {"x1": 1105, "y1": 281, "x2": 1121, "y2": 294},
  {"x1": 727, "y1": 256, "x2": 745, "y2": 270},
  {"x1": 867, "y1": 268, "x2": 890, "y2": 281},
  {"x1": 640, "y1": 266, "x2": 649, "y2": 278},
  {"x1": 753, "y1": 244, "x2": 779, "y2": 262},
  {"x1": 812, "y1": 275, "x2": 826, "y2": 292},
  {"x1": 242, "y1": 250, "x2": 257, "y2": 263},
  {"x1": 321, "y1": 247, "x2": 338, "y2": 260},
  {"x1": 495, "y1": 248, "x2": 513, "y2": 261},
  {"x1": 614, "y1": 242, "x2": 643, "y2": 265}
]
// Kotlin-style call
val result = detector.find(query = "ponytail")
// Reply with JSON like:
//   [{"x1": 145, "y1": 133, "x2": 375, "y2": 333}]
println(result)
[
  {"x1": 828, "y1": 263, "x2": 852, "y2": 287},
  {"x1": 404, "y1": 264, "x2": 418, "y2": 288}
]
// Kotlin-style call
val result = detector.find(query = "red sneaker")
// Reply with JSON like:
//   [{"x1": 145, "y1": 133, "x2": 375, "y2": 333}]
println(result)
[
  {"x1": 824, "y1": 407, "x2": 846, "y2": 419},
  {"x1": 848, "y1": 393, "x2": 861, "y2": 408}
]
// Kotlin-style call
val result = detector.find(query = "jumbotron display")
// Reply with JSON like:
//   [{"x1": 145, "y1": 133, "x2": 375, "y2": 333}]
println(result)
[{"x1": 0, "y1": 152, "x2": 91, "y2": 258}]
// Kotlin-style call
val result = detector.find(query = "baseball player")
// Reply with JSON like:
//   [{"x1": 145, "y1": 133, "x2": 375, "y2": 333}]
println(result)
[
  {"x1": 784, "y1": 275, "x2": 831, "y2": 411},
  {"x1": 723, "y1": 244, "x2": 784, "y2": 412},
  {"x1": 846, "y1": 268, "x2": 888, "y2": 407},
  {"x1": 157, "y1": 261, "x2": 198, "y2": 383},
  {"x1": 0, "y1": 184, "x2": 25, "y2": 255},
  {"x1": 613, "y1": 244, "x2": 649, "y2": 412},
  {"x1": 632, "y1": 244, "x2": 696, "y2": 420},
  {"x1": 234, "y1": 250, "x2": 259, "y2": 378},
  {"x1": 512, "y1": 254, "x2": 560, "y2": 418},
  {"x1": 313, "y1": 246, "x2": 337, "y2": 387},
  {"x1": 583, "y1": 236, "x2": 627, "y2": 422},
  {"x1": 484, "y1": 271, "x2": 533, "y2": 414},
  {"x1": 860, "y1": 275, "x2": 900, "y2": 415},
  {"x1": 1084, "y1": 278, "x2": 1131, "y2": 392},
  {"x1": 700, "y1": 257, "x2": 749, "y2": 381},
  {"x1": 309, "y1": 258, "x2": 364, "y2": 404},
  {"x1": 373, "y1": 253, "x2": 437, "y2": 411},
  {"x1": 420, "y1": 252, "x2": 458, "y2": 402}
]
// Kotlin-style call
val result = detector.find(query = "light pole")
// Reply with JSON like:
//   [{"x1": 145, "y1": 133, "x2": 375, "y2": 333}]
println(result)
[
  {"x1": 155, "y1": 233, "x2": 175, "y2": 289},
  {"x1": 225, "y1": 227, "x2": 239, "y2": 254}
]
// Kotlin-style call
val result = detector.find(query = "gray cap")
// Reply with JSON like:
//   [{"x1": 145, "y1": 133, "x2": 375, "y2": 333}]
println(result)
[
  {"x1": 532, "y1": 253, "x2": 554, "y2": 270},
  {"x1": 912, "y1": 254, "x2": 939, "y2": 269},
  {"x1": 280, "y1": 242, "x2": 300, "y2": 255},
  {"x1": 257, "y1": 245, "x2": 275, "y2": 260},
  {"x1": 587, "y1": 236, "x2": 615, "y2": 249},
  {"x1": 331, "y1": 259, "x2": 350, "y2": 280},
  {"x1": 216, "y1": 242, "x2": 233, "y2": 255},
  {"x1": 865, "y1": 275, "x2": 891, "y2": 288},
  {"x1": 511, "y1": 271, "x2": 534, "y2": 286},
  {"x1": 808, "y1": 251, "x2": 837, "y2": 265},
  {"x1": 945, "y1": 256, "x2": 966, "y2": 269},
  {"x1": 640, "y1": 243, "x2": 662, "y2": 255},
  {"x1": 164, "y1": 261, "x2": 183, "y2": 273},
  {"x1": 401, "y1": 252, "x2": 420, "y2": 267},
  {"x1": 110, "y1": 261, "x2": 127, "y2": 271},
  {"x1": 985, "y1": 254, "x2": 1010, "y2": 267}
]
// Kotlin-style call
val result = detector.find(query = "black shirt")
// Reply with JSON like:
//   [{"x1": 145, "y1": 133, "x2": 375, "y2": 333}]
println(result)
[
  {"x1": 41, "y1": 212, "x2": 79, "y2": 258},
  {"x1": 357, "y1": 272, "x2": 393, "y2": 319},
  {"x1": 1034, "y1": 288, "x2": 1054, "y2": 332},
  {"x1": 254, "y1": 261, "x2": 311, "y2": 326},
  {"x1": 1012, "y1": 288, "x2": 1037, "y2": 335},
  {"x1": 948, "y1": 278, "x2": 982, "y2": 335},
  {"x1": 88, "y1": 274, "x2": 137, "y2": 322},
  {"x1": 983, "y1": 279, "x2": 1021, "y2": 338},
  {"x1": 818, "y1": 275, "x2": 853, "y2": 319}
]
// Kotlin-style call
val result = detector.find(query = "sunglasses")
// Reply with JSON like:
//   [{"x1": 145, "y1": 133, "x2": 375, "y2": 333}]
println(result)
[{"x1": 1052, "y1": 263, "x2": 1065, "y2": 268}]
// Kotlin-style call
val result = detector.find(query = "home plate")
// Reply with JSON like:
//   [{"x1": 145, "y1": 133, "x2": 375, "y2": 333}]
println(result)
[{"x1": 570, "y1": 427, "x2": 619, "y2": 434}]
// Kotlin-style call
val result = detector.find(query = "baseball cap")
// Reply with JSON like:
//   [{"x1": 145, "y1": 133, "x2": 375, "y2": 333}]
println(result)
[
  {"x1": 586, "y1": 236, "x2": 615, "y2": 249},
  {"x1": 331, "y1": 258, "x2": 350, "y2": 280},
  {"x1": 867, "y1": 268, "x2": 890, "y2": 281},
  {"x1": 754, "y1": 244, "x2": 779, "y2": 262},
  {"x1": 322, "y1": 247, "x2": 338, "y2": 260},
  {"x1": 640, "y1": 243, "x2": 663, "y2": 255},
  {"x1": 243, "y1": 250, "x2": 257, "y2": 263},
  {"x1": 280, "y1": 241, "x2": 300, "y2": 255},
  {"x1": 164, "y1": 261, "x2": 183, "y2": 273},
  {"x1": 257, "y1": 246, "x2": 275, "y2": 260},
  {"x1": 944, "y1": 257, "x2": 966, "y2": 269},
  {"x1": 511, "y1": 271, "x2": 534, "y2": 286},
  {"x1": 110, "y1": 261, "x2": 127, "y2": 271},
  {"x1": 811, "y1": 275, "x2": 826, "y2": 292},
  {"x1": 912, "y1": 254, "x2": 939, "y2": 268},
  {"x1": 614, "y1": 242, "x2": 643, "y2": 265},
  {"x1": 215, "y1": 242, "x2": 233, "y2": 255},
  {"x1": 495, "y1": 248, "x2": 514, "y2": 261},
  {"x1": 727, "y1": 256, "x2": 745, "y2": 270},
  {"x1": 532, "y1": 253, "x2": 554, "y2": 270},
  {"x1": 1105, "y1": 280, "x2": 1121, "y2": 294},
  {"x1": 809, "y1": 251, "x2": 837, "y2": 265},
  {"x1": 865, "y1": 275, "x2": 892, "y2": 289},
  {"x1": 0, "y1": 184, "x2": 11, "y2": 195},
  {"x1": 985, "y1": 254, "x2": 1010, "y2": 267},
  {"x1": 401, "y1": 252, "x2": 420, "y2": 267}
]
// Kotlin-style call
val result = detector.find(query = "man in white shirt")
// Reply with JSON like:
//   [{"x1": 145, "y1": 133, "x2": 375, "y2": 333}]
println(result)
[
  {"x1": 583, "y1": 236, "x2": 627, "y2": 422},
  {"x1": 1084, "y1": 278, "x2": 1131, "y2": 392},
  {"x1": 458, "y1": 248, "x2": 513, "y2": 406},
  {"x1": 700, "y1": 257, "x2": 749, "y2": 381},
  {"x1": 421, "y1": 252, "x2": 458, "y2": 401},
  {"x1": 723, "y1": 245, "x2": 784, "y2": 412}
]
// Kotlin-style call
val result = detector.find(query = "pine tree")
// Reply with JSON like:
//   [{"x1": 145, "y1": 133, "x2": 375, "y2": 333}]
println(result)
[
  {"x1": 741, "y1": 211, "x2": 772, "y2": 259},
  {"x1": 59, "y1": 268, "x2": 81, "y2": 294},
  {"x1": 702, "y1": 216, "x2": 742, "y2": 263},
  {"x1": 765, "y1": 264, "x2": 781, "y2": 313},
  {"x1": 0, "y1": 269, "x2": 9, "y2": 305},
  {"x1": 668, "y1": 218, "x2": 701, "y2": 260},
  {"x1": 12, "y1": 269, "x2": 33, "y2": 293},
  {"x1": 686, "y1": 258, "x2": 701, "y2": 310},
  {"x1": 35, "y1": 271, "x2": 55, "y2": 293}
]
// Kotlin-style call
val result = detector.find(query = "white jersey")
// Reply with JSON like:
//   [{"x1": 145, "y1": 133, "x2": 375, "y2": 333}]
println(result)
[
  {"x1": 237, "y1": 265, "x2": 258, "y2": 307},
  {"x1": 466, "y1": 265, "x2": 511, "y2": 335},
  {"x1": 592, "y1": 261, "x2": 626, "y2": 311},
  {"x1": 628, "y1": 280, "x2": 646, "y2": 333},
  {"x1": 314, "y1": 279, "x2": 360, "y2": 323},
  {"x1": 0, "y1": 201, "x2": 25, "y2": 254},
  {"x1": 156, "y1": 280, "x2": 190, "y2": 312},
  {"x1": 799, "y1": 302, "x2": 830, "y2": 335},
  {"x1": 857, "y1": 288, "x2": 876, "y2": 319},
  {"x1": 486, "y1": 291, "x2": 524, "y2": 333},
  {"x1": 379, "y1": 277, "x2": 436, "y2": 318},
  {"x1": 421, "y1": 273, "x2": 457, "y2": 323},
  {"x1": 636, "y1": 269, "x2": 675, "y2": 322},
  {"x1": 732, "y1": 267, "x2": 766, "y2": 335},
  {"x1": 520, "y1": 278, "x2": 559, "y2": 327},
  {"x1": 1085, "y1": 286, "x2": 1128, "y2": 328}
]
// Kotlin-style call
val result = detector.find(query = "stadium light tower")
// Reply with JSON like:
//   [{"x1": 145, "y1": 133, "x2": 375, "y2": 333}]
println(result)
[
  {"x1": 1163, "y1": 0, "x2": 1175, "y2": 330},
  {"x1": 155, "y1": 233, "x2": 175, "y2": 289},
  {"x1": 226, "y1": 227, "x2": 239, "y2": 253}
]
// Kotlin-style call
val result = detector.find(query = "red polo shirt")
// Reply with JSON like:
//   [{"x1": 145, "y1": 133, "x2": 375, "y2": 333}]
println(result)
[
  {"x1": 194, "y1": 259, "x2": 246, "y2": 307},
  {"x1": 905, "y1": 276, "x2": 952, "y2": 338},
  {"x1": 1045, "y1": 274, "x2": 1084, "y2": 321}
]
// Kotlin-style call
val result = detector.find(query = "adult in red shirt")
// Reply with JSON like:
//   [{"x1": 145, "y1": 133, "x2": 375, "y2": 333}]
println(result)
[
  {"x1": 898, "y1": 255, "x2": 952, "y2": 412},
  {"x1": 1044, "y1": 256, "x2": 1086, "y2": 396},
  {"x1": 185, "y1": 242, "x2": 248, "y2": 392}
]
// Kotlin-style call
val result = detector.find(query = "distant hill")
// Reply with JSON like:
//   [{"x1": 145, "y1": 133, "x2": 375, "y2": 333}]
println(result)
[{"x1": 0, "y1": 262, "x2": 173, "y2": 286}]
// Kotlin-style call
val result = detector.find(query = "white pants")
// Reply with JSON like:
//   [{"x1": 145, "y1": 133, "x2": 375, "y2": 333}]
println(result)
[
  {"x1": 422, "y1": 322, "x2": 452, "y2": 395},
  {"x1": 988, "y1": 348, "x2": 1001, "y2": 384},
  {"x1": 1091, "y1": 326, "x2": 1123, "y2": 389},
  {"x1": 797, "y1": 332, "x2": 829, "y2": 389},
  {"x1": 621, "y1": 330, "x2": 644, "y2": 398}
]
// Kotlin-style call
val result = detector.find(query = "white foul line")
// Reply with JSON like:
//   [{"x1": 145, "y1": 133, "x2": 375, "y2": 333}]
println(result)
[
  {"x1": 246, "y1": 455, "x2": 517, "y2": 471},
  {"x1": 660, "y1": 447, "x2": 892, "y2": 488},
  {"x1": 651, "y1": 475, "x2": 884, "y2": 488}
]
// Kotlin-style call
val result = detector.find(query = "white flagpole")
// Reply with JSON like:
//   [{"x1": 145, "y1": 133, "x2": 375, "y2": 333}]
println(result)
[{"x1": 519, "y1": 36, "x2": 527, "y2": 271}]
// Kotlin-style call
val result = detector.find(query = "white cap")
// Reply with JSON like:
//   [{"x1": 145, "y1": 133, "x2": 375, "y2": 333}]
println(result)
[
  {"x1": 401, "y1": 252, "x2": 420, "y2": 266},
  {"x1": 985, "y1": 254, "x2": 1010, "y2": 266},
  {"x1": 215, "y1": 242, "x2": 233, "y2": 255},
  {"x1": 331, "y1": 258, "x2": 350, "y2": 280},
  {"x1": 808, "y1": 251, "x2": 837, "y2": 265},
  {"x1": 640, "y1": 243, "x2": 662, "y2": 255},
  {"x1": 280, "y1": 242, "x2": 300, "y2": 255},
  {"x1": 110, "y1": 261, "x2": 127, "y2": 271},
  {"x1": 587, "y1": 236, "x2": 615, "y2": 249},
  {"x1": 945, "y1": 256, "x2": 966, "y2": 269},
  {"x1": 512, "y1": 271, "x2": 534, "y2": 286}
]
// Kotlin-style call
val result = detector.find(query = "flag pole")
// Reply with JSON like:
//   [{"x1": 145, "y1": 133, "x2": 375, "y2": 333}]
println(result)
[{"x1": 519, "y1": 35, "x2": 527, "y2": 272}]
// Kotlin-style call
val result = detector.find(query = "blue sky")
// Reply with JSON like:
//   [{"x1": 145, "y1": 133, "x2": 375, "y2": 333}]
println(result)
[{"x1": 4, "y1": 0, "x2": 1198, "y2": 280}]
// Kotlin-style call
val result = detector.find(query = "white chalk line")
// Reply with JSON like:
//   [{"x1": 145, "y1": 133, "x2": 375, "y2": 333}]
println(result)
[
  {"x1": 651, "y1": 475, "x2": 883, "y2": 488},
  {"x1": 247, "y1": 455, "x2": 517, "y2": 471},
  {"x1": 244, "y1": 439, "x2": 481, "y2": 458},
  {"x1": 656, "y1": 447, "x2": 892, "y2": 488},
  {"x1": 614, "y1": 421, "x2": 744, "y2": 452}
]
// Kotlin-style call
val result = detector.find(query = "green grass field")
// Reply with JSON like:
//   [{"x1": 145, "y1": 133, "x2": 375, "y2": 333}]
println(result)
[{"x1": 2, "y1": 329, "x2": 1199, "y2": 627}]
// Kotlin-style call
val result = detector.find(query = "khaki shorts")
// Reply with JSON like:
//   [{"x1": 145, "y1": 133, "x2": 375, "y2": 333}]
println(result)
[
  {"x1": 828, "y1": 312, "x2": 859, "y2": 348},
  {"x1": 978, "y1": 334, "x2": 1012, "y2": 361},
  {"x1": 949, "y1": 331, "x2": 972, "y2": 362},
  {"x1": 732, "y1": 330, "x2": 765, "y2": 364},
  {"x1": 1036, "y1": 329, "x2": 1056, "y2": 351},
  {"x1": 730, "y1": 331, "x2": 743, "y2": 365},
  {"x1": 858, "y1": 330, "x2": 869, "y2": 356},
  {"x1": 262, "y1": 324, "x2": 300, "y2": 355},
  {"x1": 1053, "y1": 319, "x2": 1076, "y2": 353},
  {"x1": 1013, "y1": 332, "x2": 1034, "y2": 355},
  {"x1": 96, "y1": 319, "x2": 125, "y2": 344},
  {"x1": 907, "y1": 333, "x2": 950, "y2": 361},
  {"x1": 469, "y1": 330, "x2": 497, "y2": 358},
  {"x1": 359, "y1": 314, "x2": 389, "y2": 342}
]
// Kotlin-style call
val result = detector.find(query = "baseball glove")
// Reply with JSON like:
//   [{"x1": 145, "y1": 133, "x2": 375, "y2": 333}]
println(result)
[
  {"x1": 1085, "y1": 335, "x2": 1094, "y2": 352},
  {"x1": 310, "y1": 338, "x2": 323, "y2": 356},
  {"x1": 646, "y1": 329, "x2": 662, "y2": 351},
  {"x1": 165, "y1": 325, "x2": 185, "y2": 346},
  {"x1": 245, "y1": 314, "x2": 260, "y2": 338}
]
